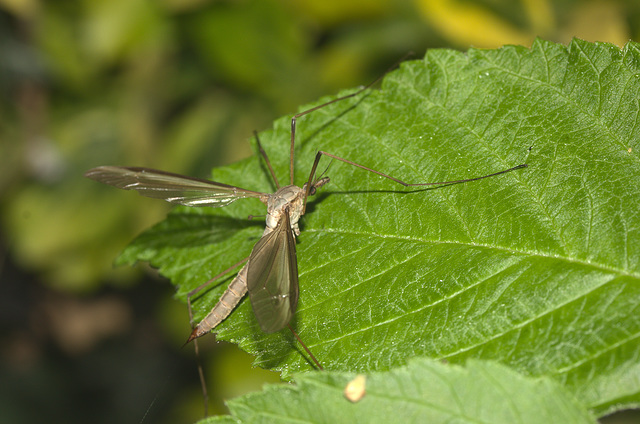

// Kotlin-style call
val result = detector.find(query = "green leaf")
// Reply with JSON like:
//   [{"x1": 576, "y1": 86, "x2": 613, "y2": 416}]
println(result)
[
  {"x1": 119, "y1": 38, "x2": 640, "y2": 416},
  {"x1": 195, "y1": 358, "x2": 596, "y2": 424}
]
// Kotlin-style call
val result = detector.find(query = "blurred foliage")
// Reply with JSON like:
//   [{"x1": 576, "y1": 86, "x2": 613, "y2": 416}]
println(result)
[
  {"x1": 1, "y1": 0, "x2": 640, "y2": 423},
  {"x1": 3, "y1": 0, "x2": 640, "y2": 291}
]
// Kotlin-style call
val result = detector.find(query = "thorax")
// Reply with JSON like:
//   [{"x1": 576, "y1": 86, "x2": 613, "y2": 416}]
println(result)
[{"x1": 265, "y1": 185, "x2": 305, "y2": 234}]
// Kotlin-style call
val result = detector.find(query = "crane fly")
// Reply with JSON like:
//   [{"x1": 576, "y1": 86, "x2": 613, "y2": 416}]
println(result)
[{"x1": 85, "y1": 61, "x2": 527, "y2": 377}]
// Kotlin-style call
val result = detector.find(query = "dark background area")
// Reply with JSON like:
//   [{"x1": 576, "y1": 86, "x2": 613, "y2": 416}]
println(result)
[{"x1": 1, "y1": 0, "x2": 639, "y2": 422}]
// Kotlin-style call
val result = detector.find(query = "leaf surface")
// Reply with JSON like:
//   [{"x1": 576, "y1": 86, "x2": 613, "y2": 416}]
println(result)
[
  {"x1": 119, "y1": 39, "x2": 640, "y2": 416},
  {"x1": 196, "y1": 359, "x2": 596, "y2": 424}
]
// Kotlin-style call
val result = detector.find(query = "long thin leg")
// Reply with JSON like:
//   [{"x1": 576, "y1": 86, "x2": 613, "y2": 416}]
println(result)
[
  {"x1": 303, "y1": 150, "x2": 527, "y2": 212},
  {"x1": 288, "y1": 53, "x2": 414, "y2": 185},
  {"x1": 193, "y1": 335, "x2": 208, "y2": 417},
  {"x1": 287, "y1": 324, "x2": 324, "y2": 371},
  {"x1": 254, "y1": 131, "x2": 280, "y2": 189}
]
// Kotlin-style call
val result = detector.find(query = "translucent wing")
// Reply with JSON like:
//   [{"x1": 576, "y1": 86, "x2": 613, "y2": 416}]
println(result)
[
  {"x1": 85, "y1": 166, "x2": 267, "y2": 207},
  {"x1": 246, "y1": 210, "x2": 299, "y2": 333}
]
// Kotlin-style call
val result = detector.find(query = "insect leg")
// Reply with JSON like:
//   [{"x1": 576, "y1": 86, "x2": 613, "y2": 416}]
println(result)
[
  {"x1": 288, "y1": 53, "x2": 414, "y2": 185},
  {"x1": 254, "y1": 130, "x2": 280, "y2": 189},
  {"x1": 287, "y1": 324, "x2": 324, "y2": 371},
  {"x1": 303, "y1": 150, "x2": 527, "y2": 212}
]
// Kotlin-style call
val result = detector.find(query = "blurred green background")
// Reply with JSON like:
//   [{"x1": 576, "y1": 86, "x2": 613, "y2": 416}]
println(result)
[{"x1": 1, "y1": 0, "x2": 639, "y2": 422}]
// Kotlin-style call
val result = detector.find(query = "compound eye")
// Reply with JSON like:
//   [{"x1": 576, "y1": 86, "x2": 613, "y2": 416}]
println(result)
[{"x1": 309, "y1": 187, "x2": 317, "y2": 196}]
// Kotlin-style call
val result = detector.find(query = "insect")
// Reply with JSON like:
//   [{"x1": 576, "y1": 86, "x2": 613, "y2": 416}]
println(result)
[{"x1": 85, "y1": 64, "x2": 527, "y2": 373}]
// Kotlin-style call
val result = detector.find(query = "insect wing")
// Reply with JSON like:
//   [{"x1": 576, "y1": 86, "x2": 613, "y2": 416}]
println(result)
[
  {"x1": 85, "y1": 166, "x2": 267, "y2": 207},
  {"x1": 246, "y1": 211, "x2": 299, "y2": 333}
]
